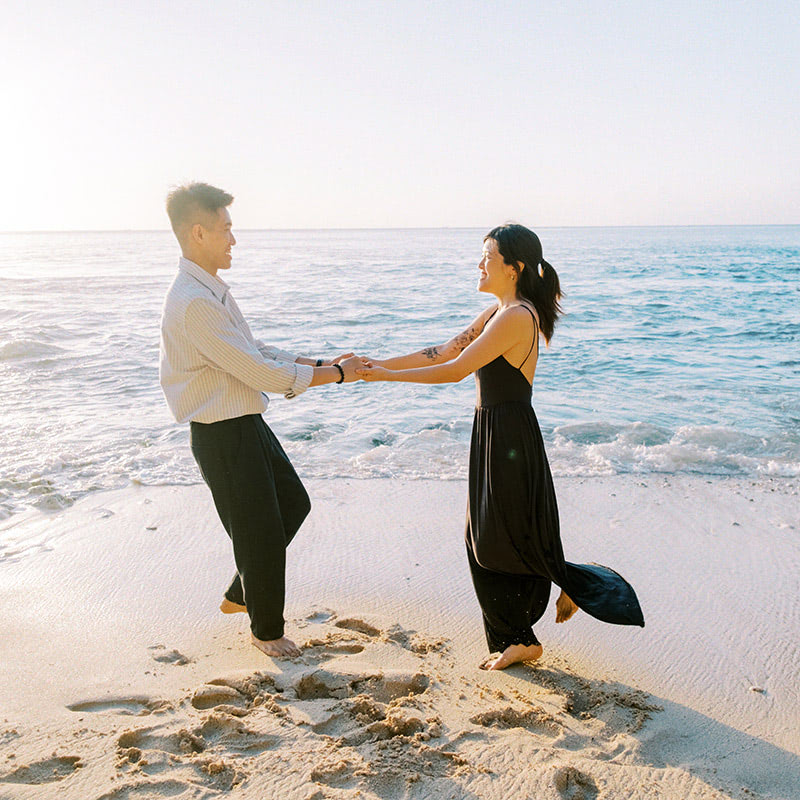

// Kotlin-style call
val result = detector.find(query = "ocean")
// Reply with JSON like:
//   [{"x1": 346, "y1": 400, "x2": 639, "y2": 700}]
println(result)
[{"x1": 1, "y1": 226, "x2": 798, "y2": 520}]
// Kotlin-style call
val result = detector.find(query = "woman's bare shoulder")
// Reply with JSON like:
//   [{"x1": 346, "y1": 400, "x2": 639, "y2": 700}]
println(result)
[{"x1": 504, "y1": 302, "x2": 539, "y2": 327}]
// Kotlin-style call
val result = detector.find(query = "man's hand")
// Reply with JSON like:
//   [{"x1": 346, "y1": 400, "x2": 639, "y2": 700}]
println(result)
[{"x1": 339, "y1": 355, "x2": 367, "y2": 382}]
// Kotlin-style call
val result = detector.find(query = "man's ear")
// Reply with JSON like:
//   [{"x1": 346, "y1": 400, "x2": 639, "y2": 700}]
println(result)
[{"x1": 190, "y1": 223, "x2": 205, "y2": 245}]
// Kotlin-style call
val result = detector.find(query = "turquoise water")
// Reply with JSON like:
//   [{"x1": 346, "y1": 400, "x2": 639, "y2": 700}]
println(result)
[{"x1": 0, "y1": 226, "x2": 798, "y2": 519}]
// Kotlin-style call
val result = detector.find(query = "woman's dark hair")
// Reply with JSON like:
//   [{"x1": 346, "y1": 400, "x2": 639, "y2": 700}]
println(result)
[{"x1": 485, "y1": 223, "x2": 563, "y2": 344}]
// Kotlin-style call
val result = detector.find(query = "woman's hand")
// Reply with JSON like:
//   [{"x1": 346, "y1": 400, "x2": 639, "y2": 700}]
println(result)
[
  {"x1": 325, "y1": 352, "x2": 355, "y2": 366},
  {"x1": 356, "y1": 364, "x2": 391, "y2": 381}
]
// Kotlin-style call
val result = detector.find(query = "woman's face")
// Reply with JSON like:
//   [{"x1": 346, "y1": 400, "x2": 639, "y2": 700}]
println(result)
[{"x1": 478, "y1": 238, "x2": 513, "y2": 294}]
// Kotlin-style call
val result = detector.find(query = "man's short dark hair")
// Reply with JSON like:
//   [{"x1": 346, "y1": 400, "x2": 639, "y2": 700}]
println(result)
[{"x1": 165, "y1": 182, "x2": 234, "y2": 240}]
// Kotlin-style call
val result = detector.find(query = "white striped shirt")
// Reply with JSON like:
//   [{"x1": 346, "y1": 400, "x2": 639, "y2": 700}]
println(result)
[{"x1": 159, "y1": 257, "x2": 314, "y2": 424}]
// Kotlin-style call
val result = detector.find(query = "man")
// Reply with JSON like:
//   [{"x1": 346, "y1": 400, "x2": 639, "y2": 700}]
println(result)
[{"x1": 159, "y1": 182, "x2": 362, "y2": 658}]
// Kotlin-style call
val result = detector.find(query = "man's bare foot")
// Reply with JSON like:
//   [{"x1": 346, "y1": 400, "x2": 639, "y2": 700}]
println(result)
[
  {"x1": 556, "y1": 591, "x2": 579, "y2": 623},
  {"x1": 220, "y1": 598, "x2": 247, "y2": 614},
  {"x1": 479, "y1": 643, "x2": 543, "y2": 671},
  {"x1": 251, "y1": 634, "x2": 301, "y2": 658}
]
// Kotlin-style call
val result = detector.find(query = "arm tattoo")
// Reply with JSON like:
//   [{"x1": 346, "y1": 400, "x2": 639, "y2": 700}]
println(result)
[
  {"x1": 453, "y1": 326, "x2": 479, "y2": 353},
  {"x1": 422, "y1": 346, "x2": 440, "y2": 361}
]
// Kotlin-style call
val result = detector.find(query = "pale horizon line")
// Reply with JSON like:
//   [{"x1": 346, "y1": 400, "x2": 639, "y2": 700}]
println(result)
[{"x1": 2, "y1": 222, "x2": 799, "y2": 236}]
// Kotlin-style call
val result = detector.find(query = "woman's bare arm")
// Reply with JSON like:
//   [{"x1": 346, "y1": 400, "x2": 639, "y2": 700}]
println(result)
[
  {"x1": 358, "y1": 305, "x2": 530, "y2": 385},
  {"x1": 373, "y1": 305, "x2": 497, "y2": 370}
]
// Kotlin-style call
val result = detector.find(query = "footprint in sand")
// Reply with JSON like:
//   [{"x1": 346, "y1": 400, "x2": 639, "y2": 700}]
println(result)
[
  {"x1": 117, "y1": 725, "x2": 206, "y2": 756},
  {"x1": 384, "y1": 623, "x2": 450, "y2": 656},
  {"x1": 66, "y1": 697, "x2": 172, "y2": 716},
  {"x1": 310, "y1": 759, "x2": 360, "y2": 789},
  {"x1": 194, "y1": 713, "x2": 279, "y2": 754},
  {"x1": 293, "y1": 667, "x2": 430, "y2": 704},
  {"x1": 553, "y1": 765, "x2": 598, "y2": 800},
  {"x1": 191, "y1": 684, "x2": 248, "y2": 711},
  {"x1": 361, "y1": 706, "x2": 426, "y2": 740},
  {"x1": 334, "y1": 618, "x2": 382, "y2": 637},
  {"x1": 0, "y1": 755, "x2": 83, "y2": 785},
  {"x1": 174, "y1": 672, "x2": 290, "y2": 723},
  {"x1": 117, "y1": 715, "x2": 277, "y2": 760},
  {"x1": 529, "y1": 666, "x2": 662, "y2": 734},
  {"x1": 199, "y1": 673, "x2": 283, "y2": 712},
  {"x1": 0, "y1": 729, "x2": 19, "y2": 746},
  {"x1": 311, "y1": 736, "x2": 471, "y2": 795},
  {"x1": 295, "y1": 669, "x2": 352, "y2": 700},
  {"x1": 312, "y1": 693, "x2": 437, "y2": 746},
  {"x1": 351, "y1": 671, "x2": 430, "y2": 703},
  {"x1": 148, "y1": 646, "x2": 192, "y2": 666},
  {"x1": 302, "y1": 630, "x2": 366, "y2": 656},
  {"x1": 309, "y1": 614, "x2": 450, "y2": 658},
  {"x1": 95, "y1": 778, "x2": 207, "y2": 799},
  {"x1": 304, "y1": 608, "x2": 336, "y2": 624},
  {"x1": 469, "y1": 706, "x2": 561, "y2": 735},
  {"x1": 207, "y1": 672, "x2": 279, "y2": 695}
]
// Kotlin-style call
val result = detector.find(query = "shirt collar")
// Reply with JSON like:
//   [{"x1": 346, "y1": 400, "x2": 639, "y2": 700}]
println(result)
[{"x1": 179, "y1": 257, "x2": 230, "y2": 302}]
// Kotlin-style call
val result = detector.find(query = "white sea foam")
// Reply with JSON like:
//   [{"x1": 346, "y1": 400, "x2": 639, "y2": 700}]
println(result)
[
  {"x1": 548, "y1": 423, "x2": 800, "y2": 478},
  {"x1": 0, "y1": 339, "x2": 66, "y2": 360}
]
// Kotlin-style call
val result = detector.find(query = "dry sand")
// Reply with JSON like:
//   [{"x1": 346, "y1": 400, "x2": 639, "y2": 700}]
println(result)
[{"x1": 0, "y1": 476, "x2": 798, "y2": 799}]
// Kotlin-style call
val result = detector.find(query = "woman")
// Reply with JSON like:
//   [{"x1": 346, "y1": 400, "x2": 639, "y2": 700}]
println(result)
[{"x1": 357, "y1": 224, "x2": 644, "y2": 670}]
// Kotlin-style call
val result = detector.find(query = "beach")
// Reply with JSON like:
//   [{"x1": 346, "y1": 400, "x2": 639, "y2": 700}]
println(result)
[
  {"x1": 4, "y1": 0, "x2": 800, "y2": 790},
  {"x1": 1, "y1": 475, "x2": 798, "y2": 799}
]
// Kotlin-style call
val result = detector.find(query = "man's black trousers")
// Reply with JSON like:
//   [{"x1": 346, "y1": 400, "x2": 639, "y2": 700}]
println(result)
[{"x1": 190, "y1": 413, "x2": 310, "y2": 641}]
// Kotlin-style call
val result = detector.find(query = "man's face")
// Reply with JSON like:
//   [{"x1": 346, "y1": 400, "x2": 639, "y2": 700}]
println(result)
[{"x1": 200, "y1": 207, "x2": 236, "y2": 270}]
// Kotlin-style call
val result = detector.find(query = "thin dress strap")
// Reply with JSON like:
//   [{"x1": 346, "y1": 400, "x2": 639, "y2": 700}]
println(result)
[{"x1": 518, "y1": 305, "x2": 539, "y2": 370}]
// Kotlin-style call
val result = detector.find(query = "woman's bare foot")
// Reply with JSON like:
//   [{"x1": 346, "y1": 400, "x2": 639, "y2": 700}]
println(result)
[
  {"x1": 251, "y1": 634, "x2": 301, "y2": 658},
  {"x1": 555, "y1": 591, "x2": 579, "y2": 623},
  {"x1": 479, "y1": 643, "x2": 543, "y2": 671},
  {"x1": 220, "y1": 598, "x2": 247, "y2": 614}
]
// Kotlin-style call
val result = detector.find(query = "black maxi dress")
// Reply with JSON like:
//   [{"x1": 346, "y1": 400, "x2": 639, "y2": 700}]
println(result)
[{"x1": 465, "y1": 308, "x2": 644, "y2": 653}]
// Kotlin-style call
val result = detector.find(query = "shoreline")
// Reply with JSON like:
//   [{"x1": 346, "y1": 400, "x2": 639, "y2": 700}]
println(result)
[
  {"x1": 4, "y1": 470, "x2": 797, "y2": 528},
  {"x1": 1, "y1": 475, "x2": 798, "y2": 798}
]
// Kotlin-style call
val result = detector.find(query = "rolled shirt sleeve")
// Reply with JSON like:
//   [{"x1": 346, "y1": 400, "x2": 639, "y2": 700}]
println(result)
[
  {"x1": 186, "y1": 298, "x2": 314, "y2": 399},
  {"x1": 286, "y1": 360, "x2": 314, "y2": 398},
  {"x1": 255, "y1": 340, "x2": 299, "y2": 364}
]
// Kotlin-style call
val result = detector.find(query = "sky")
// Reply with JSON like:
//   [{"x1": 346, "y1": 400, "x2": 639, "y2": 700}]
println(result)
[{"x1": 3, "y1": 0, "x2": 799, "y2": 231}]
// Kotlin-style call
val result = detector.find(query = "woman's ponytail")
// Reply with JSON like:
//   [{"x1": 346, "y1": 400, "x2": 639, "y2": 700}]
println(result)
[{"x1": 536, "y1": 258, "x2": 562, "y2": 343}]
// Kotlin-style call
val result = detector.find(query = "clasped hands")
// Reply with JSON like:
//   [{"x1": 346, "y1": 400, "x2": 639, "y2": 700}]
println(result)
[{"x1": 323, "y1": 353, "x2": 385, "y2": 382}]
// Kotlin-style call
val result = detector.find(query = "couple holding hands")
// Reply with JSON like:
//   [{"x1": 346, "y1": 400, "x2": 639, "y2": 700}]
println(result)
[{"x1": 159, "y1": 182, "x2": 643, "y2": 672}]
